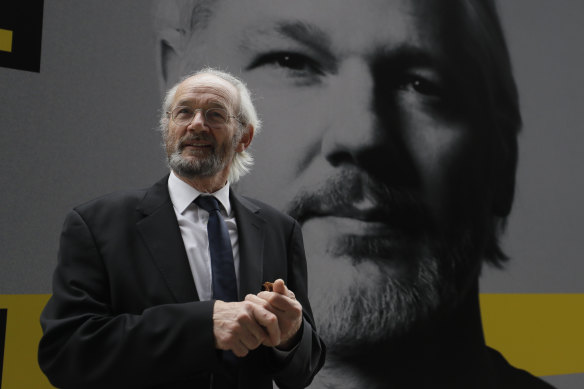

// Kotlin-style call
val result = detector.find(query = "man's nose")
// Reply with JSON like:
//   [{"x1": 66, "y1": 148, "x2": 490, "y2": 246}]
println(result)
[
  {"x1": 186, "y1": 111, "x2": 208, "y2": 131},
  {"x1": 321, "y1": 59, "x2": 385, "y2": 168}
]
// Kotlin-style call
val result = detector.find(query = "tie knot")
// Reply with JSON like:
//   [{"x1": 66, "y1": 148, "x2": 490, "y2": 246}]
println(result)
[{"x1": 195, "y1": 195, "x2": 221, "y2": 213}]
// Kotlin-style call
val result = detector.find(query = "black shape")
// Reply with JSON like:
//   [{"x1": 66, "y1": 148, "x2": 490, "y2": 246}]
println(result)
[
  {"x1": 0, "y1": 309, "x2": 7, "y2": 386},
  {"x1": 0, "y1": 0, "x2": 44, "y2": 73}
]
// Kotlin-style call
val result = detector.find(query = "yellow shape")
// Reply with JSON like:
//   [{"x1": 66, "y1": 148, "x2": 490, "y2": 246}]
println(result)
[
  {"x1": 0, "y1": 294, "x2": 581, "y2": 387},
  {"x1": 0, "y1": 29, "x2": 13, "y2": 52},
  {"x1": 0, "y1": 294, "x2": 55, "y2": 389},
  {"x1": 480, "y1": 293, "x2": 584, "y2": 376}
]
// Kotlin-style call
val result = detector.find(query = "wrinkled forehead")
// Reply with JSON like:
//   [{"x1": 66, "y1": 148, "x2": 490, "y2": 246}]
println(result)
[
  {"x1": 173, "y1": 74, "x2": 239, "y2": 109},
  {"x1": 176, "y1": 0, "x2": 454, "y2": 58}
]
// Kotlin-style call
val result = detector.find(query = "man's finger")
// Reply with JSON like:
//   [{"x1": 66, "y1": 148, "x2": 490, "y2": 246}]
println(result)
[
  {"x1": 246, "y1": 297, "x2": 281, "y2": 346},
  {"x1": 238, "y1": 323, "x2": 266, "y2": 350},
  {"x1": 241, "y1": 300, "x2": 276, "y2": 344},
  {"x1": 271, "y1": 279, "x2": 287, "y2": 295},
  {"x1": 271, "y1": 279, "x2": 296, "y2": 299},
  {"x1": 245, "y1": 293, "x2": 275, "y2": 314},
  {"x1": 231, "y1": 340, "x2": 249, "y2": 358},
  {"x1": 257, "y1": 291, "x2": 300, "y2": 312}
]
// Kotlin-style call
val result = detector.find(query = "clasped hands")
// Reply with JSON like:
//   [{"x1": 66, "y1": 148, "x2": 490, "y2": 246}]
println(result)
[{"x1": 213, "y1": 279, "x2": 303, "y2": 357}]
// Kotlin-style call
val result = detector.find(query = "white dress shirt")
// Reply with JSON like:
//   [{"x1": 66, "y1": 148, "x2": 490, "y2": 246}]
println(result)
[{"x1": 167, "y1": 171, "x2": 240, "y2": 301}]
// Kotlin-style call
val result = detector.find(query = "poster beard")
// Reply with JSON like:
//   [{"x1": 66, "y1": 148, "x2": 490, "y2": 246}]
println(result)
[{"x1": 290, "y1": 170, "x2": 485, "y2": 356}]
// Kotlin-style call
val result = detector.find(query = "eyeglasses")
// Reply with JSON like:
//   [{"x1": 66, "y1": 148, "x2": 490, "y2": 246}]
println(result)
[{"x1": 167, "y1": 106, "x2": 241, "y2": 128}]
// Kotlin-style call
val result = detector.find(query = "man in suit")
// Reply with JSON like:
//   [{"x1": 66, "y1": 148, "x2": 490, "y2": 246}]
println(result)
[{"x1": 38, "y1": 69, "x2": 325, "y2": 388}]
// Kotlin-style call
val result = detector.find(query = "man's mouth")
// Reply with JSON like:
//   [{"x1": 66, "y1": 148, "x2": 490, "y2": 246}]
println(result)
[
  {"x1": 179, "y1": 138, "x2": 214, "y2": 152},
  {"x1": 287, "y1": 170, "x2": 431, "y2": 239},
  {"x1": 301, "y1": 216, "x2": 420, "y2": 264},
  {"x1": 306, "y1": 215, "x2": 400, "y2": 235},
  {"x1": 183, "y1": 143, "x2": 210, "y2": 149}
]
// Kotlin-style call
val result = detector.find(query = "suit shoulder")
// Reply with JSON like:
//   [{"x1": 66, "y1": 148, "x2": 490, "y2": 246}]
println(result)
[
  {"x1": 74, "y1": 188, "x2": 148, "y2": 214},
  {"x1": 72, "y1": 176, "x2": 169, "y2": 217}
]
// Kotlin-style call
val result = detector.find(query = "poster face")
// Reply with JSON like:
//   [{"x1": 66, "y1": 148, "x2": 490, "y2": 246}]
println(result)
[{"x1": 0, "y1": 1, "x2": 582, "y2": 388}]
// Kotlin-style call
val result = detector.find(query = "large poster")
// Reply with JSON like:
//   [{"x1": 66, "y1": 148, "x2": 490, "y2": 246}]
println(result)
[{"x1": 1, "y1": 1, "x2": 582, "y2": 387}]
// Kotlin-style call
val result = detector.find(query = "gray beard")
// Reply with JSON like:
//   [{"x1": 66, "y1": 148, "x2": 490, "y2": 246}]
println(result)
[
  {"x1": 165, "y1": 129, "x2": 241, "y2": 180},
  {"x1": 167, "y1": 148, "x2": 226, "y2": 179},
  {"x1": 306, "y1": 230, "x2": 479, "y2": 357}
]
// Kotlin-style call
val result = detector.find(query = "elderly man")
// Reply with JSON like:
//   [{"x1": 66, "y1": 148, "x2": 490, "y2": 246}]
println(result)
[
  {"x1": 38, "y1": 69, "x2": 325, "y2": 388},
  {"x1": 153, "y1": 0, "x2": 556, "y2": 388}
]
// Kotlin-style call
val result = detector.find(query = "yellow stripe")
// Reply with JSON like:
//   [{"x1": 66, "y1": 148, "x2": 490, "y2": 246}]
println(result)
[
  {"x1": 480, "y1": 294, "x2": 584, "y2": 376},
  {"x1": 0, "y1": 294, "x2": 54, "y2": 388},
  {"x1": 0, "y1": 294, "x2": 581, "y2": 387},
  {"x1": 0, "y1": 29, "x2": 13, "y2": 53}
]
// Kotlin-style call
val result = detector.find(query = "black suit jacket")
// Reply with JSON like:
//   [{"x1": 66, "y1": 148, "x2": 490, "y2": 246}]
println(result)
[{"x1": 39, "y1": 176, "x2": 325, "y2": 388}]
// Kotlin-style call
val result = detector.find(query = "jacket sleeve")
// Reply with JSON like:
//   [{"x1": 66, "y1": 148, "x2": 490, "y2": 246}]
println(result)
[
  {"x1": 38, "y1": 209, "x2": 219, "y2": 388},
  {"x1": 271, "y1": 220, "x2": 326, "y2": 388}
]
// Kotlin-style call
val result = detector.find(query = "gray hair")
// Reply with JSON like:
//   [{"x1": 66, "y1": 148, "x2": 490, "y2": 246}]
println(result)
[{"x1": 159, "y1": 67, "x2": 262, "y2": 184}]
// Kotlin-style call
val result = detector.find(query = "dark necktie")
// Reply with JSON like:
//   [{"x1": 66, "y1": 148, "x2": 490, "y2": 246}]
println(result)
[
  {"x1": 194, "y1": 195, "x2": 238, "y2": 302},
  {"x1": 195, "y1": 196, "x2": 239, "y2": 388}
]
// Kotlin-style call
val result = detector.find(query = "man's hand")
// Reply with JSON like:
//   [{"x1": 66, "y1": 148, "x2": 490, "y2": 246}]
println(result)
[
  {"x1": 245, "y1": 279, "x2": 303, "y2": 350},
  {"x1": 213, "y1": 300, "x2": 281, "y2": 357}
]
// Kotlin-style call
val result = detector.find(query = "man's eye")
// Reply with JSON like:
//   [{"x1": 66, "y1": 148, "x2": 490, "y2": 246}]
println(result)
[
  {"x1": 206, "y1": 109, "x2": 227, "y2": 121},
  {"x1": 398, "y1": 76, "x2": 444, "y2": 97},
  {"x1": 175, "y1": 107, "x2": 193, "y2": 117},
  {"x1": 247, "y1": 52, "x2": 324, "y2": 77}
]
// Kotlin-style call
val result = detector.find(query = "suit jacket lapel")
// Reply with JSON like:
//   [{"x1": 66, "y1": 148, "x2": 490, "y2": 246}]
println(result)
[
  {"x1": 136, "y1": 175, "x2": 199, "y2": 303},
  {"x1": 231, "y1": 191, "x2": 266, "y2": 299}
]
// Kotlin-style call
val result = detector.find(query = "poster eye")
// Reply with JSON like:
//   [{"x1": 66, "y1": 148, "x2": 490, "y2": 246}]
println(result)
[
  {"x1": 248, "y1": 51, "x2": 323, "y2": 76},
  {"x1": 398, "y1": 75, "x2": 444, "y2": 97}
]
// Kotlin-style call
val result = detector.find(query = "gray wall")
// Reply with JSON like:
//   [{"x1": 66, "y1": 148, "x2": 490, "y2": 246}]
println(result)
[
  {"x1": 481, "y1": 0, "x2": 584, "y2": 294},
  {"x1": 1, "y1": 1, "x2": 164, "y2": 292}
]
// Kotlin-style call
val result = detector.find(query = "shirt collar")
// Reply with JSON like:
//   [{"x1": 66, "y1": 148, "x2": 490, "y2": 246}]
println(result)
[{"x1": 168, "y1": 171, "x2": 232, "y2": 215}]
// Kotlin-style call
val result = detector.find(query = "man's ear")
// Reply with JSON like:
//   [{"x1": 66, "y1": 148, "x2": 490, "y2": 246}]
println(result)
[
  {"x1": 156, "y1": 28, "x2": 183, "y2": 93},
  {"x1": 236, "y1": 125, "x2": 255, "y2": 153}
]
